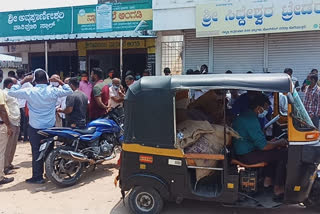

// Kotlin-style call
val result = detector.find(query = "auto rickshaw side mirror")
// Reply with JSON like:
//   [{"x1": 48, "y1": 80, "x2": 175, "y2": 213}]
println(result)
[{"x1": 287, "y1": 93, "x2": 294, "y2": 105}]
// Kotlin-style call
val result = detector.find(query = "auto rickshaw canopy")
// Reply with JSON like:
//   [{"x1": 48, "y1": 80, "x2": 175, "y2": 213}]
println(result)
[{"x1": 124, "y1": 73, "x2": 292, "y2": 148}]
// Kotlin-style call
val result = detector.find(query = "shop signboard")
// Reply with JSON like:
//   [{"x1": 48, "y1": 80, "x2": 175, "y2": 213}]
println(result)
[
  {"x1": 0, "y1": 0, "x2": 152, "y2": 38},
  {"x1": 196, "y1": 0, "x2": 320, "y2": 37},
  {"x1": 73, "y1": 5, "x2": 97, "y2": 33},
  {"x1": 112, "y1": 1, "x2": 153, "y2": 31},
  {"x1": 0, "y1": 7, "x2": 72, "y2": 37}
]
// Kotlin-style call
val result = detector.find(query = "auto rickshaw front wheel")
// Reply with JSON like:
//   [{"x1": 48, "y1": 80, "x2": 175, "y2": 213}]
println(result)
[
  {"x1": 128, "y1": 186, "x2": 164, "y2": 214},
  {"x1": 305, "y1": 177, "x2": 320, "y2": 211}
]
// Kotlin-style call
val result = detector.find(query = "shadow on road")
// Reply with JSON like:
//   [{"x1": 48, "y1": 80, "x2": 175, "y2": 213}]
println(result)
[
  {"x1": 110, "y1": 197, "x2": 318, "y2": 214},
  {"x1": 0, "y1": 162, "x2": 117, "y2": 194}
]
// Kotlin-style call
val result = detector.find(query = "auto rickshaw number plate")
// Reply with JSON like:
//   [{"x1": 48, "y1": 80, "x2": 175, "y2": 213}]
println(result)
[{"x1": 168, "y1": 159, "x2": 182, "y2": 166}]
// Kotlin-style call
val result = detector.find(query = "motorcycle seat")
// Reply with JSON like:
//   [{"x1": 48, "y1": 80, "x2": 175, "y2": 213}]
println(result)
[{"x1": 73, "y1": 127, "x2": 96, "y2": 135}]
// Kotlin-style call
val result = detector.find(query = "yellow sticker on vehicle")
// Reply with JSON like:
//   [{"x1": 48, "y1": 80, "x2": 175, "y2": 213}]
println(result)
[
  {"x1": 140, "y1": 164, "x2": 146, "y2": 170},
  {"x1": 294, "y1": 186, "x2": 301, "y2": 192},
  {"x1": 227, "y1": 183, "x2": 234, "y2": 189}
]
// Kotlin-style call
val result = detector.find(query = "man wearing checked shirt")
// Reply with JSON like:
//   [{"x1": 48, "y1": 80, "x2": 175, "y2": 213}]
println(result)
[
  {"x1": 303, "y1": 74, "x2": 320, "y2": 129},
  {"x1": 8, "y1": 69, "x2": 72, "y2": 184}
]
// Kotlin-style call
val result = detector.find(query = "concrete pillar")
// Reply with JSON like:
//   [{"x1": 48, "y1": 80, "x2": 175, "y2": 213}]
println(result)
[{"x1": 155, "y1": 31, "x2": 162, "y2": 76}]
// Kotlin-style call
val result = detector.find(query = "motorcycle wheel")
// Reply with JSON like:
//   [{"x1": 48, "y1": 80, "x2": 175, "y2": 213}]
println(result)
[
  {"x1": 45, "y1": 147, "x2": 84, "y2": 188},
  {"x1": 305, "y1": 177, "x2": 320, "y2": 211}
]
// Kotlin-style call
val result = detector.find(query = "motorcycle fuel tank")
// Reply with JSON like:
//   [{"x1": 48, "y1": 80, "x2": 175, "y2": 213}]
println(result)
[{"x1": 88, "y1": 118, "x2": 121, "y2": 133}]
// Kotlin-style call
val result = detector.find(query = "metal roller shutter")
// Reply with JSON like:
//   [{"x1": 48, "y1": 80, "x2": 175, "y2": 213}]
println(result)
[
  {"x1": 184, "y1": 29, "x2": 209, "y2": 72},
  {"x1": 268, "y1": 31, "x2": 320, "y2": 84},
  {"x1": 213, "y1": 35, "x2": 265, "y2": 74}
]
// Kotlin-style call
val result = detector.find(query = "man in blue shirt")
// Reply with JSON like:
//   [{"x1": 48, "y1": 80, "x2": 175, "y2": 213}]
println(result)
[
  {"x1": 232, "y1": 94, "x2": 288, "y2": 200},
  {"x1": 8, "y1": 69, "x2": 72, "y2": 184}
]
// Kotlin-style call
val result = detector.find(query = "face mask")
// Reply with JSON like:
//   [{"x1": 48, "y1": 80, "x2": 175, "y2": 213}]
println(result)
[
  {"x1": 258, "y1": 109, "x2": 268, "y2": 118},
  {"x1": 81, "y1": 77, "x2": 88, "y2": 82},
  {"x1": 135, "y1": 75, "x2": 141, "y2": 80},
  {"x1": 113, "y1": 85, "x2": 119, "y2": 90},
  {"x1": 50, "y1": 82, "x2": 59, "y2": 87},
  {"x1": 306, "y1": 80, "x2": 311, "y2": 86}
]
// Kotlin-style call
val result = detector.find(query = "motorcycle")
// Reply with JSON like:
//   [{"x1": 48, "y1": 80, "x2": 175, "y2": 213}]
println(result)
[{"x1": 37, "y1": 107, "x2": 124, "y2": 187}]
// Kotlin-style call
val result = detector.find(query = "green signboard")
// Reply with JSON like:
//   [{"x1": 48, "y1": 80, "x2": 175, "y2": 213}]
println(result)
[
  {"x1": 0, "y1": 0, "x2": 152, "y2": 38},
  {"x1": 0, "y1": 7, "x2": 72, "y2": 37},
  {"x1": 112, "y1": 1, "x2": 153, "y2": 31},
  {"x1": 73, "y1": 5, "x2": 96, "y2": 33}
]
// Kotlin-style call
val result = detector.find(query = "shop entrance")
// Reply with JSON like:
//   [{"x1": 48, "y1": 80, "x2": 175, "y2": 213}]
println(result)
[
  {"x1": 30, "y1": 52, "x2": 78, "y2": 78},
  {"x1": 88, "y1": 49, "x2": 147, "y2": 78}
]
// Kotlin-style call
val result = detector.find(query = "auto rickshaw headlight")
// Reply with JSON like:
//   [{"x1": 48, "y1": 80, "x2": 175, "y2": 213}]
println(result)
[{"x1": 305, "y1": 132, "x2": 320, "y2": 141}]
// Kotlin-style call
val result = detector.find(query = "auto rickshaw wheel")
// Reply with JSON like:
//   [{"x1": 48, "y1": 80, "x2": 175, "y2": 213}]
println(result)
[
  {"x1": 305, "y1": 177, "x2": 320, "y2": 211},
  {"x1": 128, "y1": 186, "x2": 164, "y2": 214}
]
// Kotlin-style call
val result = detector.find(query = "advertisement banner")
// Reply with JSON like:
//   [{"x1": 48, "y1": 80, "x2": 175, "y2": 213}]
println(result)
[
  {"x1": 0, "y1": 7, "x2": 72, "y2": 37},
  {"x1": 73, "y1": 5, "x2": 96, "y2": 33},
  {"x1": 196, "y1": 0, "x2": 320, "y2": 37},
  {"x1": 96, "y1": 3, "x2": 112, "y2": 32},
  {"x1": 112, "y1": 2, "x2": 153, "y2": 31}
]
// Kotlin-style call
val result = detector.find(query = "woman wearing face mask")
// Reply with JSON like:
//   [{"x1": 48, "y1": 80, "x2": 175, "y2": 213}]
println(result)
[{"x1": 232, "y1": 94, "x2": 288, "y2": 201}]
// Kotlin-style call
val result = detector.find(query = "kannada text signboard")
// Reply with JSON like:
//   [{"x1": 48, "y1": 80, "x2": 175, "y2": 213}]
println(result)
[
  {"x1": 0, "y1": 0, "x2": 152, "y2": 38},
  {"x1": 196, "y1": 0, "x2": 320, "y2": 37},
  {"x1": 0, "y1": 7, "x2": 72, "y2": 37}
]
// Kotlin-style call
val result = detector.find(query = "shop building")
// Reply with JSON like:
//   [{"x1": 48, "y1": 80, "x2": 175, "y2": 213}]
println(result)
[
  {"x1": 0, "y1": 0, "x2": 155, "y2": 78},
  {"x1": 153, "y1": 0, "x2": 320, "y2": 83}
]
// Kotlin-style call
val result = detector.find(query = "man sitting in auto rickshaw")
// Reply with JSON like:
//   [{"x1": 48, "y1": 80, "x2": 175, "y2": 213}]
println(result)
[{"x1": 232, "y1": 94, "x2": 288, "y2": 201}]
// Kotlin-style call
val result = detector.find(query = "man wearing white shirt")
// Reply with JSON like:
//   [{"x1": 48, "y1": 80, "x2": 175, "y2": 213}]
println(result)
[
  {"x1": 108, "y1": 78, "x2": 125, "y2": 109},
  {"x1": 17, "y1": 69, "x2": 32, "y2": 142}
]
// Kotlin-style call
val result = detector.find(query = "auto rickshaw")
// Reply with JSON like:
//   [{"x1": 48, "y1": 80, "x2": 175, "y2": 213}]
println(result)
[{"x1": 117, "y1": 73, "x2": 320, "y2": 214}]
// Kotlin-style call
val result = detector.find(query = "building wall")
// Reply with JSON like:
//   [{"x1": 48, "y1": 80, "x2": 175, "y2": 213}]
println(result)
[{"x1": 153, "y1": 0, "x2": 212, "y2": 31}]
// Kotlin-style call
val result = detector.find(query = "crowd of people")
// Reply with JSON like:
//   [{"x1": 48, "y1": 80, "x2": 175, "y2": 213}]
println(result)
[
  {"x1": 0, "y1": 67, "x2": 141, "y2": 185},
  {"x1": 0, "y1": 65, "x2": 319, "y2": 188}
]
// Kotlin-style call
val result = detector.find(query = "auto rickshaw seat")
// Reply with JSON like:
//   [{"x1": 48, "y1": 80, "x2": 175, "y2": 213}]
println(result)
[
  {"x1": 231, "y1": 159, "x2": 268, "y2": 168},
  {"x1": 185, "y1": 154, "x2": 225, "y2": 166}
]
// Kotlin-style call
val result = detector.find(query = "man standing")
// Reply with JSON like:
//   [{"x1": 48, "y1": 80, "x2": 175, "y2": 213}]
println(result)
[
  {"x1": 0, "y1": 70, "x2": 14, "y2": 185},
  {"x1": 108, "y1": 78, "x2": 125, "y2": 110},
  {"x1": 3, "y1": 78, "x2": 21, "y2": 175},
  {"x1": 125, "y1": 75, "x2": 135, "y2": 88},
  {"x1": 104, "y1": 68, "x2": 115, "y2": 86},
  {"x1": 79, "y1": 71, "x2": 92, "y2": 102},
  {"x1": 8, "y1": 69, "x2": 72, "y2": 184},
  {"x1": 284, "y1": 68, "x2": 300, "y2": 91},
  {"x1": 58, "y1": 77, "x2": 88, "y2": 129},
  {"x1": 17, "y1": 69, "x2": 31, "y2": 142},
  {"x1": 89, "y1": 68, "x2": 109, "y2": 120},
  {"x1": 50, "y1": 74, "x2": 66, "y2": 127},
  {"x1": 163, "y1": 67, "x2": 171, "y2": 76},
  {"x1": 304, "y1": 74, "x2": 320, "y2": 128}
]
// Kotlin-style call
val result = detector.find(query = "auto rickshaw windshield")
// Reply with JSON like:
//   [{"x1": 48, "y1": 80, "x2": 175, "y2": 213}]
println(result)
[{"x1": 291, "y1": 89, "x2": 315, "y2": 129}]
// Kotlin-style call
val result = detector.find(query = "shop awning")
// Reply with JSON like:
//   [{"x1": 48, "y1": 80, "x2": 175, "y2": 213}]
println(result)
[{"x1": 0, "y1": 31, "x2": 156, "y2": 44}]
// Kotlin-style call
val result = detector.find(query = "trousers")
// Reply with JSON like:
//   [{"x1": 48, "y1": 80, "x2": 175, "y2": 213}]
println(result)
[
  {"x1": 237, "y1": 148, "x2": 288, "y2": 186},
  {"x1": 0, "y1": 124, "x2": 9, "y2": 180},
  {"x1": 28, "y1": 125, "x2": 53, "y2": 180},
  {"x1": 19, "y1": 108, "x2": 29, "y2": 141},
  {"x1": 4, "y1": 124, "x2": 20, "y2": 168}
]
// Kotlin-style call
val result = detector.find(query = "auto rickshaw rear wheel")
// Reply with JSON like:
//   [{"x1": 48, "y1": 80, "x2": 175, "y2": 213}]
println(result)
[
  {"x1": 305, "y1": 177, "x2": 320, "y2": 211},
  {"x1": 128, "y1": 186, "x2": 164, "y2": 214}
]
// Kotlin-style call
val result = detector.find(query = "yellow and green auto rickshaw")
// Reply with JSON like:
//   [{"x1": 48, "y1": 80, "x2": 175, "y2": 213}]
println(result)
[{"x1": 117, "y1": 73, "x2": 320, "y2": 214}]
